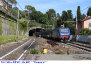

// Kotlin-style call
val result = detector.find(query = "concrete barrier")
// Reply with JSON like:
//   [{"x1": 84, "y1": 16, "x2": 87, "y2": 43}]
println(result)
[{"x1": 76, "y1": 35, "x2": 91, "y2": 44}]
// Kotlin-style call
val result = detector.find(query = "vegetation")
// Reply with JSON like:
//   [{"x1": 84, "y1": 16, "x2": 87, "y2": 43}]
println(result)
[
  {"x1": 67, "y1": 10, "x2": 73, "y2": 21},
  {"x1": 30, "y1": 49, "x2": 39, "y2": 54},
  {"x1": 19, "y1": 20, "x2": 27, "y2": 32},
  {"x1": 65, "y1": 22, "x2": 75, "y2": 35},
  {"x1": 87, "y1": 7, "x2": 91, "y2": 16},
  {"x1": 25, "y1": 5, "x2": 35, "y2": 12},
  {"x1": 81, "y1": 14, "x2": 86, "y2": 19},
  {"x1": 56, "y1": 51, "x2": 64, "y2": 54},
  {"x1": 0, "y1": 35, "x2": 26, "y2": 45},
  {"x1": 1, "y1": 0, "x2": 91, "y2": 37},
  {"x1": 8, "y1": 0, "x2": 17, "y2": 5},
  {"x1": 77, "y1": 6, "x2": 82, "y2": 21},
  {"x1": 29, "y1": 21, "x2": 42, "y2": 27},
  {"x1": 80, "y1": 28, "x2": 91, "y2": 35},
  {"x1": 62, "y1": 11, "x2": 68, "y2": 21},
  {"x1": 10, "y1": 7, "x2": 18, "y2": 17},
  {"x1": 0, "y1": 19, "x2": 2, "y2": 35}
]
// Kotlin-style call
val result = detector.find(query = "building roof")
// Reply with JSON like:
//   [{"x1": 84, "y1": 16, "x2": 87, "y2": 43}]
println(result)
[{"x1": 81, "y1": 16, "x2": 91, "y2": 22}]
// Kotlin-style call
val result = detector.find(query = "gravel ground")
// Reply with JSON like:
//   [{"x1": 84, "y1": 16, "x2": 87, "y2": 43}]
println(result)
[
  {"x1": 3, "y1": 39, "x2": 34, "y2": 60},
  {"x1": 1, "y1": 36, "x2": 90, "y2": 60},
  {"x1": 0, "y1": 37, "x2": 30, "y2": 57},
  {"x1": 22, "y1": 37, "x2": 91, "y2": 60}
]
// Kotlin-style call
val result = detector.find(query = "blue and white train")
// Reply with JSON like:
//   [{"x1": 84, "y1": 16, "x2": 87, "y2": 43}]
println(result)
[{"x1": 36, "y1": 28, "x2": 70, "y2": 42}]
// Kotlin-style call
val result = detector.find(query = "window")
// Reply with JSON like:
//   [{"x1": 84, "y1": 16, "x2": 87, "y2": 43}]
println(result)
[{"x1": 89, "y1": 23, "x2": 91, "y2": 27}]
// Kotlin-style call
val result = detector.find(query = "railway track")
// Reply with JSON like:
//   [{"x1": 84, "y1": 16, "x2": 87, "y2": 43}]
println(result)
[
  {"x1": 66, "y1": 42, "x2": 91, "y2": 53},
  {"x1": 0, "y1": 38, "x2": 35, "y2": 60}
]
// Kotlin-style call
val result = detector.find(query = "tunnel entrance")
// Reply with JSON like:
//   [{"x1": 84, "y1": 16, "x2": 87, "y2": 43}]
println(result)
[
  {"x1": 29, "y1": 27, "x2": 45, "y2": 36},
  {"x1": 29, "y1": 30, "x2": 34, "y2": 36}
]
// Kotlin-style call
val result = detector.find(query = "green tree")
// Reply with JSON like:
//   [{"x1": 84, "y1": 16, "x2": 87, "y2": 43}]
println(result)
[
  {"x1": 57, "y1": 16, "x2": 63, "y2": 27},
  {"x1": 77, "y1": 6, "x2": 82, "y2": 21},
  {"x1": 57, "y1": 13, "x2": 60, "y2": 20},
  {"x1": 8, "y1": 0, "x2": 17, "y2": 5},
  {"x1": 81, "y1": 14, "x2": 86, "y2": 19},
  {"x1": 62, "y1": 11, "x2": 68, "y2": 21},
  {"x1": 46, "y1": 9, "x2": 56, "y2": 20},
  {"x1": 67, "y1": 10, "x2": 73, "y2": 21},
  {"x1": 10, "y1": 7, "x2": 18, "y2": 17},
  {"x1": 25, "y1": 5, "x2": 35, "y2": 12},
  {"x1": 65, "y1": 22, "x2": 75, "y2": 34},
  {"x1": 30, "y1": 11, "x2": 48, "y2": 24},
  {"x1": 87, "y1": 7, "x2": 91, "y2": 16},
  {"x1": 19, "y1": 21, "x2": 27, "y2": 31}
]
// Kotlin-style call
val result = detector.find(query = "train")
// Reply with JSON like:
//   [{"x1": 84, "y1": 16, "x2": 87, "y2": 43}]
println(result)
[{"x1": 36, "y1": 28, "x2": 70, "y2": 42}]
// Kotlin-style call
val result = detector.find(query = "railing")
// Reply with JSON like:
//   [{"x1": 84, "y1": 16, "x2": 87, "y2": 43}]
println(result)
[
  {"x1": 0, "y1": 7, "x2": 17, "y2": 20},
  {"x1": 76, "y1": 35, "x2": 91, "y2": 44}
]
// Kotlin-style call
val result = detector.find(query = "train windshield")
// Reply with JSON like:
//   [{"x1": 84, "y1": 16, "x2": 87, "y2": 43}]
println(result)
[{"x1": 60, "y1": 28, "x2": 69, "y2": 35}]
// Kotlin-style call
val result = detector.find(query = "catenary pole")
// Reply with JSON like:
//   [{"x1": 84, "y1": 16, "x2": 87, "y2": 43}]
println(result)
[
  {"x1": 16, "y1": 9, "x2": 19, "y2": 42},
  {"x1": 76, "y1": 10, "x2": 78, "y2": 35}
]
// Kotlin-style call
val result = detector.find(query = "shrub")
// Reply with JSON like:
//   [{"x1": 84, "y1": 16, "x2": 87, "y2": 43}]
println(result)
[
  {"x1": 80, "y1": 28, "x2": 91, "y2": 35},
  {"x1": 0, "y1": 19, "x2": 2, "y2": 35},
  {"x1": 56, "y1": 51, "x2": 64, "y2": 54},
  {"x1": 30, "y1": 49, "x2": 39, "y2": 54}
]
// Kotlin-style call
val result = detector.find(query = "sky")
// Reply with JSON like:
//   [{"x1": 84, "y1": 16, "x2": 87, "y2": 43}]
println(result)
[{"x1": 16, "y1": 0, "x2": 91, "y2": 17}]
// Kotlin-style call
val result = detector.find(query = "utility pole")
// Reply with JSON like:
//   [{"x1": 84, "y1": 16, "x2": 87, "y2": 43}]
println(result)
[
  {"x1": 76, "y1": 10, "x2": 78, "y2": 35},
  {"x1": 16, "y1": 9, "x2": 19, "y2": 42},
  {"x1": 27, "y1": 11, "x2": 30, "y2": 36}
]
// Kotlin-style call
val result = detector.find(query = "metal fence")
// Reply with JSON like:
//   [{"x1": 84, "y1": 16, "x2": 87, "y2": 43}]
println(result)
[{"x1": 76, "y1": 35, "x2": 91, "y2": 44}]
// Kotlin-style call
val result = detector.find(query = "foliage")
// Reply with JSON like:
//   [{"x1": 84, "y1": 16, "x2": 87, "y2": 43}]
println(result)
[
  {"x1": 29, "y1": 21, "x2": 42, "y2": 27},
  {"x1": 0, "y1": 19, "x2": 2, "y2": 35},
  {"x1": 56, "y1": 13, "x2": 60, "y2": 20},
  {"x1": 0, "y1": 35, "x2": 27, "y2": 45},
  {"x1": 80, "y1": 28, "x2": 91, "y2": 35},
  {"x1": 25, "y1": 5, "x2": 35, "y2": 12},
  {"x1": 87, "y1": 7, "x2": 91, "y2": 16},
  {"x1": 19, "y1": 20, "x2": 27, "y2": 32},
  {"x1": 77, "y1": 6, "x2": 82, "y2": 21},
  {"x1": 30, "y1": 11, "x2": 48, "y2": 24},
  {"x1": 19, "y1": 10, "x2": 28, "y2": 19},
  {"x1": 57, "y1": 16, "x2": 63, "y2": 27},
  {"x1": 62, "y1": 11, "x2": 68, "y2": 21},
  {"x1": 0, "y1": 6, "x2": 2, "y2": 8},
  {"x1": 56, "y1": 51, "x2": 64, "y2": 54},
  {"x1": 10, "y1": 7, "x2": 18, "y2": 17},
  {"x1": 46, "y1": 9, "x2": 56, "y2": 20},
  {"x1": 81, "y1": 14, "x2": 86, "y2": 19},
  {"x1": 67, "y1": 10, "x2": 73, "y2": 21},
  {"x1": 9, "y1": 20, "x2": 16, "y2": 35},
  {"x1": 30, "y1": 49, "x2": 39, "y2": 54},
  {"x1": 8, "y1": 0, "x2": 17, "y2": 5},
  {"x1": 65, "y1": 22, "x2": 75, "y2": 35}
]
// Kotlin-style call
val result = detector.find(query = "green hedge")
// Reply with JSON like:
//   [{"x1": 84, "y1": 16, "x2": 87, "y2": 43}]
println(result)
[{"x1": 80, "y1": 28, "x2": 91, "y2": 35}]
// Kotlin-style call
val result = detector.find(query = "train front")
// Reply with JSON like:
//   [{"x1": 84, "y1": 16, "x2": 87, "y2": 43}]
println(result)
[{"x1": 59, "y1": 28, "x2": 70, "y2": 42}]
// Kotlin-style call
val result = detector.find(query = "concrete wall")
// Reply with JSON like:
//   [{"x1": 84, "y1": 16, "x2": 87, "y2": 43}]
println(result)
[
  {"x1": 0, "y1": 16, "x2": 16, "y2": 36},
  {"x1": 76, "y1": 35, "x2": 91, "y2": 44}
]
